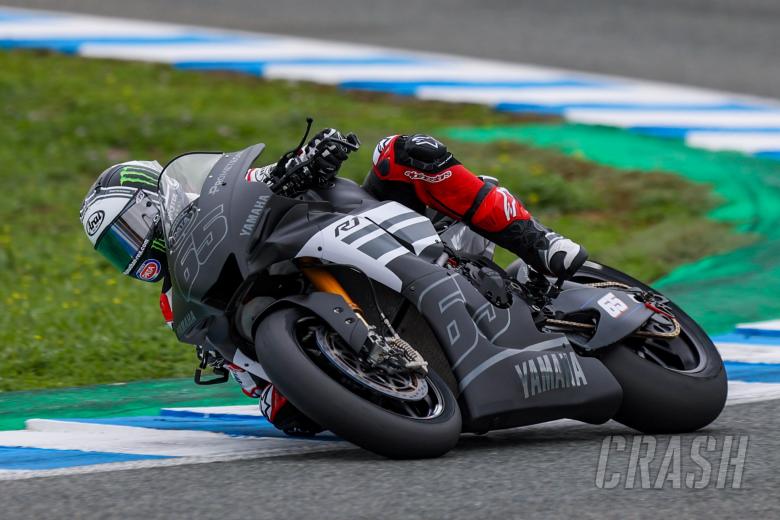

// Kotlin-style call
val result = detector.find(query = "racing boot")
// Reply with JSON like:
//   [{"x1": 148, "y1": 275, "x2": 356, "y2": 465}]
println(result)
[{"x1": 482, "y1": 217, "x2": 588, "y2": 280}]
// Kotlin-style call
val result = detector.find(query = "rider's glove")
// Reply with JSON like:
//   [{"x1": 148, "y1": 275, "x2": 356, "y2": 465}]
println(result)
[{"x1": 305, "y1": 128, "x2": 352, "y2": 184}]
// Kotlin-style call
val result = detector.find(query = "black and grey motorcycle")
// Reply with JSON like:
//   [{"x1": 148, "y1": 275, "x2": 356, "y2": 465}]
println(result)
[{"x1": 159, "y1": 132, "x2": 726, "y2": 459}]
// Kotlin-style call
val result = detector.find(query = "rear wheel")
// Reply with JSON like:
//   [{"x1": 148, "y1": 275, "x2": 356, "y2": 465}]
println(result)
[
  {"x1": 254, "y1": 307, "x2": 462, "y2": 458},
  {"x1": 571, "y1": 261, "x2": 727, "y2": 433}
]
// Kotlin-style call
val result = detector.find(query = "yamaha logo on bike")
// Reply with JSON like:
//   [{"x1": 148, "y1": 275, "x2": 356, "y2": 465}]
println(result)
[
  {"x1": 136, "y1": 258, "x2": 161, "y2": 281},
  {"x1": 514, "y1": 352, "x2": 588, "y2": 399},
  {"x1": 86, "y1": 210, "x2": 105, "y2": 236}
]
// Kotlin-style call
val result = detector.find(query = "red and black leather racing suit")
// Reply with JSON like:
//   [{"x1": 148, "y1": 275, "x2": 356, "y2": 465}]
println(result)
[{"x1": 363, "y1": 134, "x2": 588, "y2": 279}]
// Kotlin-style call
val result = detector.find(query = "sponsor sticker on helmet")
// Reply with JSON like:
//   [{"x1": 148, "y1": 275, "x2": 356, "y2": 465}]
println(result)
[
  {"x1": 136, "y1": 258, "x2": 161, "y2": 281},
  {"x1": 86, "y1": 210, "x2": 105, "y2": 236}
]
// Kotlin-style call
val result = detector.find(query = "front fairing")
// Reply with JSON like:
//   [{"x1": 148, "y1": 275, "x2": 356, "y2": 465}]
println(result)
[{"x1": 160, "y1": 143, "x2": 272, "y2": 342}]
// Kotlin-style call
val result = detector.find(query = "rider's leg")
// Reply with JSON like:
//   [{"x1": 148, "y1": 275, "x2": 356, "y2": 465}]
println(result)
[{"x1": 364, "y1": 134, "x2": 587, "y2": 279}]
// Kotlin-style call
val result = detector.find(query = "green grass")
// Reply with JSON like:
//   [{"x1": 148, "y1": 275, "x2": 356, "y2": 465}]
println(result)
[{"x1": 0, "y1": 50, "x2": 748, "y2": 391}]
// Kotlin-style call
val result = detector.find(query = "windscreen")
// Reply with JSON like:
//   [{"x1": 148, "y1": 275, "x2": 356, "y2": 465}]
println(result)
[{"x1": 159, "y1": 153, "x2": 222, "y2": 240}]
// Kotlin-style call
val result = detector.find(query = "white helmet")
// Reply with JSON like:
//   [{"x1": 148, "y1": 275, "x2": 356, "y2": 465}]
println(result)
[{"x1": 79, "y1": 161, "x2": 167, "y2": 282}]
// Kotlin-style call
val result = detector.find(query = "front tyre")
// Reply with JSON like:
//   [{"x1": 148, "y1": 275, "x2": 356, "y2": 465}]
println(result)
[
  {"x1": 573, "y1": 261, "x2": 727, "y2": 433},
  {"x1": 254, "y1": 308, "x2": 462, "y2": 459}
]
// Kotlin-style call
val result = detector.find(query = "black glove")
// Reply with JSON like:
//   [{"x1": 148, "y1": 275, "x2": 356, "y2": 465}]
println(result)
[{"x1": 305, "y1": 128, "x2": 354, "y2": 184}]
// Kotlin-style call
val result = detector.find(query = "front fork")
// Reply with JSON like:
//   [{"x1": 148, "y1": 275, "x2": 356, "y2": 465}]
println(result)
[{"x1": 298, "y1": 258, "x2": 427, "y2": 372}]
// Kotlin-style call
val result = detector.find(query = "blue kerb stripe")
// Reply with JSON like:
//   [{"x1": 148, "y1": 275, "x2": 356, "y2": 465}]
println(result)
[
  {"x1": 64, "y1": 416, "x2": 340, "y2": 441},
  {"x1": 0, "y1": 446, "x2": 171, "y2": 470},
  {"x1": 497, "y1": 102, "x2": 771, "y2": 115},
  {"x1": 732, "y1": 327, "x2": 780, "y2": 338},
  {"x1": 160, "y1": 409, "x2": 262, "y2": 421},
  {"x1": 755, "y1": 151, "x2": 780, "y2": 160},
  {"x1": 339, "y1": 79, "x2": 603, "y2": 96},
  {"x1": 725, "y1": 362, "x2": 780, "y2": 383},
  {"x1": 629, "y1": 126, "x2": 780, "y2": 138},
  {"x1": 711, "y1": 333, "x2": 780, "y2": 346},
  {"x1": 174, "y1": 56, "x2": 426, "y2": 75}
]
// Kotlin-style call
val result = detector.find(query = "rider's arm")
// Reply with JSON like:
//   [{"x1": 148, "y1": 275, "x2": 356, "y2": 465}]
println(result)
[{"x1": 368, "y1": 134, "x2": 533, "y2": 232}]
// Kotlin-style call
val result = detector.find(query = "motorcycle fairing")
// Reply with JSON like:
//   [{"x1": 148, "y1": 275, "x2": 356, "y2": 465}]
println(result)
[
  {"x1": 294, "y1": 200, "x2": 444, "y2": 290},
  {"x1": 167, "y1": 143, "x2": 273, "y2": 343},
  {"x1": 386, "y1": 254, "x2": 622, "y2": 429},
  {"x1": 548, "y1": 284, "x2": 654, "y2": 349}
]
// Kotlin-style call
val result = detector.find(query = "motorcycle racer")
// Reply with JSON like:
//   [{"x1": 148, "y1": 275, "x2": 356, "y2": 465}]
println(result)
[{"x1": 79, "y1": 128, "x2": 587, "y2": 435}]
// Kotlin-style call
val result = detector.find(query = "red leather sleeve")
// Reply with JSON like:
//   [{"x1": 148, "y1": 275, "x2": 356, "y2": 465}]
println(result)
[{"x1": 371, "y1": 136, "x2": 532, "y2": 232}]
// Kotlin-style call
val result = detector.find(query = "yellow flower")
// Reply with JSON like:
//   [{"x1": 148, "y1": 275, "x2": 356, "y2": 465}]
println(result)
[
  {"x1": 112, "y1": 297, "x2": 122, "y2": 305},
  {"x1": 106, "y1": 278, "x2": 117, "y2": 286}
]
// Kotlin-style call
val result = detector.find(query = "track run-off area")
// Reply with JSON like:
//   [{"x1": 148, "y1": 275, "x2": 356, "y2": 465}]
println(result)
[{"x1": 0, "y1": 5, "x2": 779, "y2": 491}]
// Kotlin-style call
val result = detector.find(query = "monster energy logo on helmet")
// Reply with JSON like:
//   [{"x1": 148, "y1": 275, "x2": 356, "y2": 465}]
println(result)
[
  {"x1": 150, "y1": 238, "x2": 167, "y2": 253},
  {"x1": 119, "y1": 166, "x2": 159, "y2": 188}
]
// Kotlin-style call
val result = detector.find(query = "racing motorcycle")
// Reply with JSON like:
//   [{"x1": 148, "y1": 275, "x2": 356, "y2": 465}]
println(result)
[{"x1": 159, "y1": 128, "x2": 727, "y2": 459}]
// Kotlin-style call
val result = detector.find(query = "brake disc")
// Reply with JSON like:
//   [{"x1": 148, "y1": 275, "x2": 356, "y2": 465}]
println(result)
[{"x1": 314, "y1": 328, "x2": 429, "y2": 401}]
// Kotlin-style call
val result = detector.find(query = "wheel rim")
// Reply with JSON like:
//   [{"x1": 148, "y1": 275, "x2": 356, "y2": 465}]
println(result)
[
  {"x1": 295, "y1": 318, "x2": 446, "y2": 421},
  {"x1": 314, "y1": 327, "x2": 429, "y2": 401}
]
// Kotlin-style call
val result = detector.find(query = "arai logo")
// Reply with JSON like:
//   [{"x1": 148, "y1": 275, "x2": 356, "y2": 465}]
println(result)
[
  {"x1": 86, "y1": 210, "x2": 105, "y2": 236},
  {"x1": 136, "y1": 259, "x2": 161, "y2": 281}
]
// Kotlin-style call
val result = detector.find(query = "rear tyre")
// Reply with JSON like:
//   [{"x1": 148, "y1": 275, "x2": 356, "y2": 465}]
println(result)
[
  {"x1": 572, "y1": 261, "x2": 727, "y2": 433},
  {"x1": 254, "y1": 307, "x2": 462, "y2": 459}
]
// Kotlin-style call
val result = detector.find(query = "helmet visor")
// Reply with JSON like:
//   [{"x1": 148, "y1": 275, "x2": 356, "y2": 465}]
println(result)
[{"x1": 95, "y1": 190, "x2": 160, "y2": 273}]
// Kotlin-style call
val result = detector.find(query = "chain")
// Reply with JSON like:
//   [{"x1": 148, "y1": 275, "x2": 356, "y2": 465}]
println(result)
[
  {"x1": 634, "y1": 317, "x2": 681, "y2": 338},
  {"x1": 546, "y1": 318, "x2": 595, "y2": 329},
  {"x1": 585, "y1": 281, "x2": 632, "y2": 289},
  {"x1": 545, "y1": 315, "x2": 681, "y2": 338}
]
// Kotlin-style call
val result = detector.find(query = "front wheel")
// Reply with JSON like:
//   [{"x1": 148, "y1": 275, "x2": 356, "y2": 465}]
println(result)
[
  {"x1": 254, "y1": 308, "x2": 462, "y2": 459},
  {"x1": 572, "y1": 261, "x2": 727, "y2": 433}
]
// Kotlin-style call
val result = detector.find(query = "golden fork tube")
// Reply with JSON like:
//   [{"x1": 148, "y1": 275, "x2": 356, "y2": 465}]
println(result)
[{"x1": 300, "y1": 260, "x2": 363, "y2": 315}]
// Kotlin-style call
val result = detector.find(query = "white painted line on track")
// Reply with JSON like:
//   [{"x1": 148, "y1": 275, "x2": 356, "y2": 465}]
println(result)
[
  {"x1": 725, "y1": 381, "x2": 780, "y2": 405},
  {"x1": 163, "y1": 405, "x2": 262, "y2": 417},
  {"x1": 737, "y1": 319, "x2": 780, "y2": 332},
  {"x1": 716, "y1": 343, "x2": 780, "y2": 364},
  {"x1": 261, "y1": 62, "x2": 569, "y2": 84},
  {"x1": 686, "y1": 132, "x2": 780, "y2": 153},
  {"x1": 416, "y1": 85, "x2": 736, "y2": 106},
  {"x1": 78, "y1": 41, "x2": 401, "y2": 63},
  {"x1": 4, "y1": 420, "x2": 341, "y2": 457},
  {"x1": 566, "y1": 109, "x2": 780, "y2": 128},
  {"x1": 0, "y1": 15, "x2": 190, "y2": 38}
]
